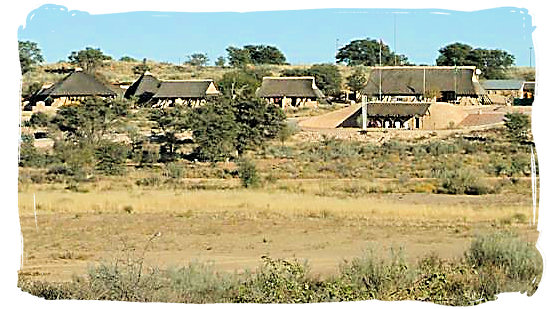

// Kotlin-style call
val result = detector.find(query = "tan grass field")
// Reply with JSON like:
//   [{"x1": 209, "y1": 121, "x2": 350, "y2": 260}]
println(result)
[{"x1": 18, "y1": 183, "x2": 538, "y2": 281}]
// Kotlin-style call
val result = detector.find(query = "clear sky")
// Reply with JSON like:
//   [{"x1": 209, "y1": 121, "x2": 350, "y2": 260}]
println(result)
[{"x1": 17, "y1": 4, "x2": 535, "y2": 66}]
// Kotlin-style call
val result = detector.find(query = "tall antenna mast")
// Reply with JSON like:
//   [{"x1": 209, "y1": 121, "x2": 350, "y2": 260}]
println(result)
[
  {"x1": 379, "y1": 39, "x2": 382, "y2": 101},
  {"x1": 394, "y1": 14, "x2": 397, "y2": 66}
]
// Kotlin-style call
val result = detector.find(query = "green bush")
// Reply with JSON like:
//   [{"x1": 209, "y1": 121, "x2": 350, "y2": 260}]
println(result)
[
  {"x1": 436, "y1": 168, "x2": 493, "y2": 195},
  {"x1": 466, "y1": 232, "x2": 542, "y2": 286},
  {"x1": 26, "y1": 112, "x2": 51, "y2": 128},
  {"x1": 95, "y1": 142, "x2": 129, "y2": 175},
  {"x1": 339, "y1": 247, "x2": 411, "y2": 299},
  {"x1": 234, "y1": 257, "x2": 319, "y2": 303},
  {"x1": 504, "y1": 112, "x2": 531, "y2": 143},
  {"x1": 237, "y1": 158, "x2": 260, "y2": 188}
]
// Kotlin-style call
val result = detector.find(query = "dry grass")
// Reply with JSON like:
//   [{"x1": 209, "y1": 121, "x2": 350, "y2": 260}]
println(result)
[{"x1": 18, "y1": 184, "x2": 532, "y2": 224}]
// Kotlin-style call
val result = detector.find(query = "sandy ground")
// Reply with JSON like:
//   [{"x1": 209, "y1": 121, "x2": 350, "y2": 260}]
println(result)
[{"x1": 18, "y1": 192, "x2": 537, "y2": 282}]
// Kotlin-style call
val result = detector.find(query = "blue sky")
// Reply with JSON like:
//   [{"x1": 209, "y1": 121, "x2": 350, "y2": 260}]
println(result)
[{"x1": 17, "y1": 4, "x2": 535, "y2": 66}]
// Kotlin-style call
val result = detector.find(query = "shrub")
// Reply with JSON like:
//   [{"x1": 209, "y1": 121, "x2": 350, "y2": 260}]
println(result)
[
  {"x1": 234, "y1": 257, "x2": 319, "y2": 303},
  {"x1": 278, "y1": 121, "x2": 300, "y2": 145},
  {"x1": 466, "y1": 232, "x2": 543, "y2": 286},
  {"x1": 237, "y1": 158, "x2": 260, "y2": 188},
  {"x1": 436, "y1": 168, "x2": 492, "y2": 195},
  {"x1": 504, "y1": 112, "x2": 531, "y2": 143},
  {"x1": 95, "y1": 141, "x2": 129, "y2": 175},
  {"x1": 338, "y1": 247, "x2": 411, "y2": 299},
  {"x1": 26, "y1": 112, "x2": 51, "y2": 128},
  {"x1": 166, "y1": 262, "x2": 237, "y2": 303},
  {"x1": 163, "y1": 162, "x2": 184, "y2": 179}
]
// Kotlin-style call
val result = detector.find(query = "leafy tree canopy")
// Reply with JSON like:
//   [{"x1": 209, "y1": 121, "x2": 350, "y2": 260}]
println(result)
[
  {"x1": 19, "y1": 40, "x2": 44, "y2": 74},
  {"x1": 218, "y1": 67, "x2": 272, "y2": 100},
  {"x1": 504, "y1": 112, "x2": 531, "y2": 143},
  {"x1": 188, "y1": 98, "x2": 285, "y2": 161},
  {"x1": 336, "y1": 38, "x2": 409, "y2": 66},
  {"x1": 68, "y1": 47, "x2": 112, "y2": 72},
  {"x1": 346, "y1": 66, "x2": 369, "y2": 93},
  {"x1": 436, "y1": 42, "x2": 515, "y2": 79},
  {"x1": 119, "y1": 56, "x2": 138, "y2": 62},
  {"x1": 52, "y1": 97, "x2": 129, "y2": 145},
  {"x1": 185, "y1": 53, "x2": 209, "y2": 67},
  {"x1": 215, "y1": 56, "x2": 226, "y2": 67},
  {"x1": 227, "y1": 45, "x2": 287, "y2": 67}
]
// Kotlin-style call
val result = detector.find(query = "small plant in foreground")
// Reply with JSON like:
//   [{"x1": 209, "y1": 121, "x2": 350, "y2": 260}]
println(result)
[{"x1": 237, "y1": 158, "x2": 260, "y2": 188}]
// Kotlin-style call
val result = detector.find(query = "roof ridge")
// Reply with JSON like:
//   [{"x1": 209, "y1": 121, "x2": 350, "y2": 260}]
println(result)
[
  {"x1": 264, "y1": 76, "x2": 315, "y2": 80},
  {"x1": 159, "y1": 79, "x2": 214, "y2": 82}
]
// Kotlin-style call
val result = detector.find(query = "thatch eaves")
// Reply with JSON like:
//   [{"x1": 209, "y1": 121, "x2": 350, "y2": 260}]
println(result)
[
  {"x1": 363, "y1": 66, "x2": 484, "y2": 96},
  {"x1": 366, "y1": 103, "x2": 431, "y2": 117},
  {"x1": 37, "y1": 70, "x2": 117, "y2": 98},
  {"x1": 256, "y1": 77, "x2": 325, "y2": 98},
  {"x1": 152, "y1": 80, "x2": 220, "y2": 99}
]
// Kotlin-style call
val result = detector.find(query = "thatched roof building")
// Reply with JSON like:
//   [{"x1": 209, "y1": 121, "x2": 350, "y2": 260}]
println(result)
[
  {"x1": 256, "y1": 77, "x2": 324, "y2": 99},
  {"x1": 363, "y1": 66, "x2": 485, "y2": 101},
  {"x1": 32, "y1": 69, "x2": 117, "y2": 102},
  {"x1": 124, "y1": 72, "x2": 161, "y2": 103},
  {"x1": 152, "y1": 80, "x2": 220, "y2": 100}
]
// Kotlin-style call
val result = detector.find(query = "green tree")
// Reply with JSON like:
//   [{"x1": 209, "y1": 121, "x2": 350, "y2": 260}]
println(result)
[
  {"x1": 148, "y1": 105, "x2": 189, "y2": 161},
  {"x1": 218, "y1": 67, "x2": 272, "y2": 99},
  {"x1": 215, "y1": 56, "x2": 226, "y2": 67},
  {"x1": 346, "y1": 66, "x2": 369, "y2": 97},
  {"x1": 53, "y1": 97, "x2": 129, "y2": 145},
  {"x1": 188, "y1": 99, "x2": 239, "y2": 161},
  {"x1": 233, "y1": 99, "x2": 286, "y2": 154},
  {"x1": 336, "y1": 38, "x2": 408, "y2": 66},
  {"x1": 119, "y1": 56, "x2": 137, "y2": 62},
  {"x1": 504, "y1": 112, "x2": 531, "y2": 143},
  {"x1": 19, "y1": 40, "x2": 44, "y2": 74},
  {"x1": 226, "y1": 46, "x2": 252, "y2": 67},
  {"x1": 435, "y1": 42, "x2": 473, "y2": 66},
  {"x1": 95, "y1": 141, "x2": 129, "y2": 175},
  {"x1": 68, "y1": 47, "x2": 112, "y2": 72},
  {"x1": 243, "y1": 45, "x2": 287, "y2": 65},
  {"x1": 436, "y1": 42, "x2": 515, "y2": 79},
  {"x1": 189, "y1": 98, "x2": 285, "y2": 161},
  {"x1": 185, "y1": 53, "x2": 209, "y2": 67},
  {"x1": 466, "y1": 48, "x2": 515, "y2": 79}
]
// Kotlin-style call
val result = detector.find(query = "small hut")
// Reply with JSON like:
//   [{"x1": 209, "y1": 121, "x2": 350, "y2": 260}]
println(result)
[
  {"x1": 28, "y1": 68, "x2": 117, "y2": 111},
  {"x1": 480, "y1": 79, "x2": 525, "y2": 105},
  {"x1": 256, "y1": 76, "x2": 325, "y2": 108},
  {"x1": 124, "y1": 72, "x2": 161, "y2": 105},
  {"x1": 151, "y1": 80, "x2": 220, "y2": 107}
]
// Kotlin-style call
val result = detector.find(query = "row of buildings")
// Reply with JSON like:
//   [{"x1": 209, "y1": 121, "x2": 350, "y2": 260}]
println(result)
[{"x1": 24, "y1": 66, "x2": 534, "y2": 130}]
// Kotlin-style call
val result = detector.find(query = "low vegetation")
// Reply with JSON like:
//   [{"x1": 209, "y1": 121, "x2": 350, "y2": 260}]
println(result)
[{"x1": 18, "y1": 232, "x2": 541, "y2": 304}]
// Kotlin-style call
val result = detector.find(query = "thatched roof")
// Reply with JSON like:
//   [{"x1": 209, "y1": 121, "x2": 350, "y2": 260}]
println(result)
[
  {"x1": 124, "y1": 72, "x2": 161, "y2": 98},
  {"x1": 256, "y1": 77, "x2": 325, "y2": 98},
  {"x1": 481, "y1": 79, "x2": 524, "y2": 90},
  {"x1": 153, "y1": 80, "x2": 220, "y2": 99},
  {"x1": 299, "y1": 103, "x2": 432, "y2": 129},
  {"x1": 35, "y1": 70, "x2": 117, "y2": 98},
  {"x1": 366, "y1": 103, "x2": 431, "y2": 117},
  {"x1": 363, "y1": 66, "x2": 484, "y2": 96}
]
